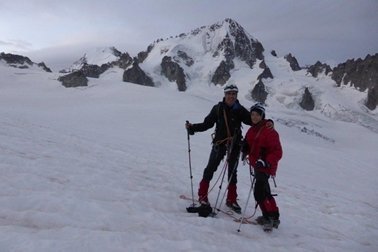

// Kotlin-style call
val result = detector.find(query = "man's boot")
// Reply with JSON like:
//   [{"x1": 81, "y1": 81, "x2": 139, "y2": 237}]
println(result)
[
  {"x1": 226, "y1": 183, "x2": 241, "y2": 213},
  {"x1": 198, "y1": 179, "x2": 210, "y2": 205}
]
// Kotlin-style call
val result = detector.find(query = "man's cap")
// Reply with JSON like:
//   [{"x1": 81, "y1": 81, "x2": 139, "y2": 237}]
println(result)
[{"x1": 224, "y1": 84, "x2": 239, "y2": 93}]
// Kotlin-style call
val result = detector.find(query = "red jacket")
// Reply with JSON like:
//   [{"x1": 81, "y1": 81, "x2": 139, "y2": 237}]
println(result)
[{"x1": 245, "y1": 119, "x2": 283, "y2": 176}]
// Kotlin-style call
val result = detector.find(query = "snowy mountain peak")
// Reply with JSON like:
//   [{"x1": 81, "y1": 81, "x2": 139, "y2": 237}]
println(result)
[
  {"x1": 61, "y1": 47, "x2": 122, "y2": 73},
  {"x1": 136, "y1": 18, "x2": 265, "y2": 92},
  {"x1": 144, "y1": 18, "x2": 263, "y2": 65},
  {"x1": 208, "y1": 18, "x2": 251, "y2": 38}
]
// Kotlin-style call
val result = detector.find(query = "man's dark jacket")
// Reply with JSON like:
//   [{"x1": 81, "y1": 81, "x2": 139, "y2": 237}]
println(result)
[{"x1": 191, "y1": 99, "x2": 252, "y2": 144}]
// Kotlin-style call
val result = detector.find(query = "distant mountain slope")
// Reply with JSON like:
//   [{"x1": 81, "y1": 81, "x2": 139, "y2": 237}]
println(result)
[{"x1": 0, "y1": 52, "x2": 51, "y2": 72}]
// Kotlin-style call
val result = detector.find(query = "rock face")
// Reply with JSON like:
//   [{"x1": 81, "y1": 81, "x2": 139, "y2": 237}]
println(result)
[
  {"x1": 212, "y1": 18, "x2": 264, "y2": 69},
  {"x1": 173, "y1": 50, "x2": 194, "y2": 67},
  {"x1": 161, "y1": 56, "x2": 187, "y2": 91},
  {"x1": 251, "y1": 79, "x2": 268, "y2": 103},
  {"x1": 332, "y1": 54, "x2": 378, "y2": 91},
  {"x1": 284, "y1": 53, "x2": 301, "y2": 71},
  {"x1": 137, "y1": 44, "x2": 154, "y2": 64},
  {"x1": 209, "y1": 19, "x2": 264, "y2": 85},
  {"x1": 257, "y1": 60, "x2": 273, "y2": 80},
  {"x1": 123, "y1": 61, "x2": 154, "y2": 87},
  {"x1": 111, "y1": 52, "x2": 133, "y2": 69},
  {"x1": 211, "y1": 60, "x2": 234, "y2": 85},
  {"x1": 0, "y1": 52, "x2": 52, "y2": 72},
  {"x1": 299, "y1": 87, "x2": 315, "y2": 111},
  {"x1": 331, "y1": 53, "x2": 378, "y2": 110},
  {"x1": 366, "y1": 87, "x2": 378, "y2": 110},
  {"x1": 81, "y1": 64, "x2": 110, "y2": 78},
  {"x1": 0, "y1": 52, "x2": 33, "y2": 65},
  {"x1": 307, "y1": 61, "x2": 332, "y2": 77},
  {"x1": 58, "y1": 70, "x2": 88, "y2": 87}
]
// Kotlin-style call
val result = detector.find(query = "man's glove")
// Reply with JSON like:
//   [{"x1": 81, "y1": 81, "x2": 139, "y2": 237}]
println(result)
[
  {"x1": 255, "y1": 159, "x2": 267, "y2": 169},
  {"x1": 185, "y1": 121, "x2": 195, "y2": 135}
]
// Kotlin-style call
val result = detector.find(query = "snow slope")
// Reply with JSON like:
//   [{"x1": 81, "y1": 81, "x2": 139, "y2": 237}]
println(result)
[{"x1": 0, "y1": 64, "x2": 377, "y2": 252}]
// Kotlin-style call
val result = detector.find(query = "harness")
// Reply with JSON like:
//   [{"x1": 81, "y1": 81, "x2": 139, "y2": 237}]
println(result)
[{"x1": 214, "y1": 104, "x2": 234, "y2": 146}]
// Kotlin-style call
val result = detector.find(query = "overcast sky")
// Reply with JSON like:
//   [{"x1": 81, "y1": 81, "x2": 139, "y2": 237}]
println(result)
[{"x1": 1, "y1": 0, "x2": 377, "y2": 71}]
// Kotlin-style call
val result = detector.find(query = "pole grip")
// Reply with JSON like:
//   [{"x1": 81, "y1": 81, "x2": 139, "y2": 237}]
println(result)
[{"x1": 185, "y1": 120, "x2": 190, "y2": 139}]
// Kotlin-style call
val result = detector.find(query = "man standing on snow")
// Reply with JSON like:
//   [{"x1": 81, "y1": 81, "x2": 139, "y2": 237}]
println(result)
[
  {"x1": 243, "y1": 103, "x2": 282, "y2": 231},
  {"x1": 185, "y1": 83, "x2": 251, "y2": 213}
]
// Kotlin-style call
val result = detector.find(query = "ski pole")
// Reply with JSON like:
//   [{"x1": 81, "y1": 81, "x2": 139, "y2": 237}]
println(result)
[
  {"x1": 272, "y1": 176, "x2": 277, "y2": 188},
  {"x1": 186, "y1": 120, "x2": 195, "y2": 208},
  {"x1": 215, "y1": 129, "x2": 241, "y2": 213},
  {"x1": 237, "y1": 167, "x2": 255, "y2": 233},
  {"x1": 212, "y1": 160, "x2": 228, "y2": 216},
  {"x1": 217, "y1": 150, "x2": 240, "y2": 212}
]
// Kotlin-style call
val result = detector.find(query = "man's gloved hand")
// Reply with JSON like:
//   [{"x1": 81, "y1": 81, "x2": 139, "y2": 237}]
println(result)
[
  {"x1": 185, "y1": 121, "x2": 195, "y2": 135},
  {"x1": 255, "y1": 159, "x2": 267, "y2": 169}
]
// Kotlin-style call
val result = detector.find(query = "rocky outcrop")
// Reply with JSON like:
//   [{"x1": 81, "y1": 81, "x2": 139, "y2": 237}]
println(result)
[
  {"x1": 210, "y1": 19, "x2": 266, "y2": 85},
  {"x1": 211, "y1": 18, "x2": 264, "y2": 68},
  {"x1": 331, "y1": 54, "x2": 378, "y2": 92},
  {"x1": 81, "y1": 64, "x2": 110, "y2": 78},
  {"x1": 251, "y1": 79, "x2": 268, "y2": 103},
  {"x1": 137, "y1": 44, "x2": 154, "y2": 64},
  {"x1": 215, "y1": 34, "x2": 235, "y2": 62},
  {"x1": 0, "y1": 52, "x2": 51, "y2": 72},
  {"x1": 123, "y1": 61, "x2": 154, "y2": 87},
  {"x1": 307, "y1": 61, "x2": 332, "y2": 77},
  {"x1": 0, "y1": 52, "x2": 33, "y2": 65},
  {"x1": 331, "y1": 53, "x2": 378, "y2": 110},
  {"x1": 173, "y1": 50, "x2": 194, "y2": 67},
  {"x1": 111, "y1": 52, "x2": 133, "y2": 69},
  {"x1": 257, "y1": 60, "x2": 273, "y2": 80},
  {"x1": 284, "y1": 53, "x2": 301, "y2": 71},
  {"x1": 58, "y1": 70, "x2": 88, "y2": 88},
  {"x1": 258, "y1": 67, "x2": 273, "y2": 80},
  {"x1": 299, "y1": 87, "x2": 315, "y2": 111},
  {"x1": 78, "y1": 51, "x2": 132, "y2": 76},
  {"x1": 271, "y1": 50, "x2": 277, "y2": 57},
  {"x1": 366, "y1": 87, "x2": 378, "y2": 110},
  {"x1": 211, "y1": 60, "x2": 234, "y2": 85},
  {"x1": 161, "y1": 56, "x2": 187, "y2": 91},
  {"x1": 229, "y1": 19, "x2": 264, "y2": 67},
  {"x1": 37, "y1": 62, "x2": 52, "y2": 72}
]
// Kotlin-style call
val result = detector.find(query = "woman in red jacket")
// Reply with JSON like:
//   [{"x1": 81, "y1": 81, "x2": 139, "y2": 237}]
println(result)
[{"x1": 243, "y1": 103, "x2": 283, "y2": 231}]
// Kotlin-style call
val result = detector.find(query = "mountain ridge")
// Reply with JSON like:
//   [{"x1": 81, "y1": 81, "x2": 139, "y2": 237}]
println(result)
[{"x1": 0, "y1": 18, "x2": 377, "y2": 112}]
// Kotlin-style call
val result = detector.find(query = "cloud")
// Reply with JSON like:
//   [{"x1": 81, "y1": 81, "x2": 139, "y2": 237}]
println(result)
[
  {"x1": 0, "y1": 39, "x2": 33, "y2": 52},
  {"x1": 1, "y1": 0, "x2": 377, "y2": 69}
]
